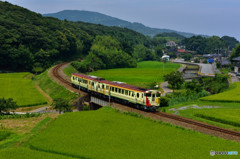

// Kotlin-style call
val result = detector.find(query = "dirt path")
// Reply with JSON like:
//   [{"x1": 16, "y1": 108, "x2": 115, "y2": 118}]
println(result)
[{"x1": 160, "y1": 82, "x2": 172, "y2": 96}]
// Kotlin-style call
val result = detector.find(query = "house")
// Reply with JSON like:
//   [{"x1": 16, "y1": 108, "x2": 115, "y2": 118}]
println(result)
[
  {"x1": 166, "y1": 41, "x2": 177, "y2": 47},
  {"x1": 232, "y1": 56, "x2": 240, "y2": 73}
]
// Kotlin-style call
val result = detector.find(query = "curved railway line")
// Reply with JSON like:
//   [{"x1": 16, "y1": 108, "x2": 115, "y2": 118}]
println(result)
[{"x1": 51, "y1": 63, "x2": 240, "y2": 140}]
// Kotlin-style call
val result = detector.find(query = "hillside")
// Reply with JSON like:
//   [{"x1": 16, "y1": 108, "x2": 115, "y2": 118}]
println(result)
[
  {"x1": 43, "y1": 10, "x2": 195, "y2": 37},
  {"x1": 0, "y1": 2, "x2": 149, "y2": 72}
]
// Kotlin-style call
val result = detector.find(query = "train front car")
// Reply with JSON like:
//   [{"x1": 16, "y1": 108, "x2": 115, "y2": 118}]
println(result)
[{"x1": 144, "y1": 90, "x2": 161, "y2": 111}]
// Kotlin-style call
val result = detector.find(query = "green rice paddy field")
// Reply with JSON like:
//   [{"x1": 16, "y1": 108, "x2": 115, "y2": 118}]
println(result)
[
  {"x1": 89, "y1": 61, "x2": 180, "y2": 87},
  {"x1": 167, "y1": 101, "x2": 240, "y2": 131},
  {"x1": 200, "y1": 82, "x2": 240, "y2": 102},
  {"x1": 26, "y1": 107, "x2": 240, "y2": 159},
  {"x1": 0, "y1": 73, "x2": 47, "y2": 107}
]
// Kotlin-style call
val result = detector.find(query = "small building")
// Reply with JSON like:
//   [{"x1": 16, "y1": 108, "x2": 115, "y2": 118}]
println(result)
[
  {"x1": 166, "y1": 41, "x2": 177, "y2": 47},
  {"x1": 221, "y1": 59, "x2": 231, "y2": 67},
  {"x1": 232, "y1": 56, "x2": 240, "y2": 73},
  {"x1": 162, "y1": 54, "x2": 170, "y2": 61}
]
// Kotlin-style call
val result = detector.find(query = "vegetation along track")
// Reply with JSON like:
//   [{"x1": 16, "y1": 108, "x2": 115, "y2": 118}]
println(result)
[
  {"x1": 155, "y1": 112, "x2": 240, "y2": 137},
  {"x1": 52, "y1": 63, "x2": 240, "y2": 140}
]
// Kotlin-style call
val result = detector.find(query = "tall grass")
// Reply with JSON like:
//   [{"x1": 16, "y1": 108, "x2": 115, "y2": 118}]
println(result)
[
  {"x1": 168, "y1": 91, "x2": 209, "y2": 106},
  {"x1": 34, "y1": 70, "x2": 77, "y2": 102}
]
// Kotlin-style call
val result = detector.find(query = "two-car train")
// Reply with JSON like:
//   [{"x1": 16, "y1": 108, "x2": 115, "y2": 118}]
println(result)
[{"x1": 71, "y1": 73, "x2": 160, "y2": 111}]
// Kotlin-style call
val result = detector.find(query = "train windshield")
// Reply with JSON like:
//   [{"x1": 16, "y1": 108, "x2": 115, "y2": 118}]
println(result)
[
  {"x1": 145, "y1": 93, "x2": 151, "y2": 97},
  {"x1": 156, "y1": 93, "x2": 160, "y2": 97}
]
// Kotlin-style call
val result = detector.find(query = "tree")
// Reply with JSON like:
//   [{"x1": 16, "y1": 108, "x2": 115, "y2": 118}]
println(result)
[
  {"x1": 52, "y1": 98, "x2": 72, "y2": 114},
  {"x1": 185, "y1": 79, "x2": 203, "y2": 93},
  {"x1": 0, "y1": 98, "x2": 18, "y2": 114},
  {"x1": 164, "y1": 71, "x2": 184, "y2": 92},
  {"x1": 182, "y1": 53, "x2": 193, "y2": 61},
  {"x1": 231, "y1": 43, "x2": 240, "y2": 60}
]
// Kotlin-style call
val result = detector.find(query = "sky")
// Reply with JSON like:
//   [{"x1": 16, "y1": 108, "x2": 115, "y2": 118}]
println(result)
[{"x1": 4, "y1": 0, "x2": 240, "y2": 40}]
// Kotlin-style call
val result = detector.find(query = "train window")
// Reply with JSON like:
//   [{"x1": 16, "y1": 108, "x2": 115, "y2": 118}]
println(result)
[
  {"x1": 102, "y1": 84, "x2": 104, "y2": 89},
  {"x1": 122, "y1": 89, "x2": 124, "y2": 94},
  {"x1": 142, "y1": 93, "x2": 143, "y2": 98},
  {"x1": 145, "y1": 93, "x2": 151, "y2": 97},
  {"x1": 111, "y1": 87, "x2": 114, "y2": 91},
  {"x1": 116, "y1": 88, "x2": 118, "y2": 92},
  {"x1": 89, "y1": 81, "x2": 90, "y2": 84},
  {"x1": 119, "y1": 89, "x2": 121, "y2": 93},
  {"x1": 137, "y1": 93, "x2": 139, "y2": 98},
  {"x1": 92, "y1": 82, "x2": 94, "y2": 86},
  {"x1": 125, "y1": 90, "x2": 128, "y2": 95},
  {"x1": 78, "y1": 78, "x2": 81, "y2": 82},
  {"x1": 106, "y1": 85, "x2": 109, "y2": 89},
  {"x1": 152, "y1": 94, "x2": 155, "y2": 101},
  {"x1": 132, "y1": 92, "x2": 134, "y2": 97},
  {"x1": 156, "y1": 93, "x2": 160, "y2": 97},
  {"x1": 129, "y1": 91, "x2": 131, "y2": 96}
]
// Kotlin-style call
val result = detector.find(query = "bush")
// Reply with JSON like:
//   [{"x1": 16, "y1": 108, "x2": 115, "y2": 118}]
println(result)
[
  {"x1": 160, "y1": 97, "x2": 170, "y2": 107},
  {"x1": 168, "y1": 91, "x2": 209, "y2": 106}
]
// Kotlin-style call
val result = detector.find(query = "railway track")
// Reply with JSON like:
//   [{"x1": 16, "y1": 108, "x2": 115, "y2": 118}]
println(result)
[
  {"x1": 52, "y1": 62, "x2": 72, "y2": 87},
  {"x1": 52, "y1": 63, "x2": 240, "y2": 138}
]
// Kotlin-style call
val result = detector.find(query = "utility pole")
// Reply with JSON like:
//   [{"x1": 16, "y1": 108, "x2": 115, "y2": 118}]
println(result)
[
  {"x1": 78, "y1": 79, "x2": 81, "y2": 96},
  {"x1": 108, "y1": 87, "x2": 111, "y2": 106}
]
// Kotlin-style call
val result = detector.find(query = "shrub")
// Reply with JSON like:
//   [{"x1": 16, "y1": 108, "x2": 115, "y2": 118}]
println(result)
[{"x1": 160, "y1": 97, "x2": 170, "y2": 107}]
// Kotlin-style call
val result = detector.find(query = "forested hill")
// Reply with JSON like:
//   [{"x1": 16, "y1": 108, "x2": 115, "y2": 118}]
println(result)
[
  {"x1": 0, "y1": 2, "x2": 150, "y2": 72},
  {"x1": 43, "y1": 10, "x2": 195, "y2": 37}
]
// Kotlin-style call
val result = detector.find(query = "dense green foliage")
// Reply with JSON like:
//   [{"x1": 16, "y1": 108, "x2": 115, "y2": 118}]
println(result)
[
  {"x1": 231, "y1": 43, "x2": 240, "y2": 59},
  {"x1": 183, "y1": 35, "x2": 239, "y2": 54},
  {"x1": 0, "y1": 73, "x2": 47, "y2": 107},
  {"x1": 44, "y1": 10, "x2": 195, "y2": 37},
  {"x1": 89, "y1": 61, "x2": 180, "y2": 88},
  {"x1": 0, "y1": 2, "x2": 149, "y2": 72},
  {"x1": 34, "y1": 70, "x2": 77, "y2": 102},
  {"x1": 159, "y1": 96, "x2": 170, "y2": 107},
  {"x1": 200, "y1": 82, "x2": 240, "y2": 102},
  {"x1": 200, "y1": 74, "x2": 229, "y2": 94},
  {"x1": 167, "y1": 91, "x2": 209, "y2": 106},
  {"x1": 29, "y1": 107, "x2": 240, "y2": 159},
  {"x1": 153, "y1": 32, "x2": 185, "y2": 45},
  {"x1": 72, "y1": 36, "x2": 137, "y2": 72},
  {"x1": 52, "y1": 98, "x2": 72, "y2": 114},
  {"x1": 164, "y1": 71, "x2": 184, "y2": 90},
  {"x1": 0, "y1": 98, "x2": 18, "y2": 114}
]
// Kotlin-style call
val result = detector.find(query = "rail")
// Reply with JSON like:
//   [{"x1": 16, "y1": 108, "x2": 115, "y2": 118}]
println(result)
[{"x1": 52, "y1": 63, "x2": 240, "y2": 138}]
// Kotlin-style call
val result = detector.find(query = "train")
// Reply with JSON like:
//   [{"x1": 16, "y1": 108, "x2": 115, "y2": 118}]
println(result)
[{"x1": 71, "y1": 73, "x2": 161, "y2": 111}]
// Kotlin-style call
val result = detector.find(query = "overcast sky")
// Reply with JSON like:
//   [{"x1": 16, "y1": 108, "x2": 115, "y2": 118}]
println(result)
[{"x1": 4, "y1": 0, "x2": 240, "y2": 40}]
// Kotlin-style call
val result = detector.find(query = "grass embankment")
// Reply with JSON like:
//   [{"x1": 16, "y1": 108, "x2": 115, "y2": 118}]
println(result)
[
  {"x1": 29, "y1": 107, "x2": 240, "y2": 159},
  {"x1": 200, "y1": 82, "x2": 240, "y2": 102},
  {"x1": 0, "y1": 73, "x2": 47, "y2": 107},
  {"x1": 63, "y1": 64, "x2": 78, "y2": 77},
  {"x1": 89, "y1": 61, "x2": 180, "y2": 88},
  {"x1": 34, "y1": 70, "x2": 77, "y2": 102}
]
